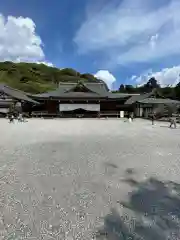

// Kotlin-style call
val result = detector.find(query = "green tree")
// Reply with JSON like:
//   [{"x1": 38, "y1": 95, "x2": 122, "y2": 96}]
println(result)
[
  {"x1": 119, "y1": 84, "x2": 125, "y2": 92},
  {"x1": 81, "y1": 73, "x2": 98, "y2": 82},
  {"x1": 125, "y1": 85, "x2": 135, "y2": 93},
  {"x1": 174, "y1": 82, "x2": 180, "y2": 99},
  {"x1": 142, "y1": 77, "x2": 160, "y2": 92},
  {"x1": 161, "y1": 86, "x2": 174, "y2": 98},
  {"x1": 60, "y1": 68, "x2": 79, "y2": 76}
]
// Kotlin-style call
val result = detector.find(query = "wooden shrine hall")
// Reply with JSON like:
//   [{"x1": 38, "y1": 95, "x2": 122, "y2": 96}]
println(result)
[
  {"x1": 0, "y1": 81, "x2": 179, "y2": 118},
  {"x1": 29, "y1": 81, "x2": 139, "y2": 118},
  {"x1": 29, "y1": 81, "x2": 180, "y2": 118}
]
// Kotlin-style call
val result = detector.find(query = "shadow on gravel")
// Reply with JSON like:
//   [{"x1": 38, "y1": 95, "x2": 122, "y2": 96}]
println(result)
[{"x1": 95, "y1": 176, "x2": 180, "y2": 239}]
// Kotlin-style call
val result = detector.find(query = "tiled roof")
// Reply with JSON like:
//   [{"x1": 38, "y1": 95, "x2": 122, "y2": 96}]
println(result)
[
  {"x1": 33, "y1": 82, "x2": 141, "y2": 99},
  {"x1": 83, "y1": 82, "x2": 108, "y2": 96},
  {"x1": 108, "y1": 93, "x2": 140, "y2": 99},
  {"x1": 125, "y1": 89, "x2": 164, "y2": 105},
  {"x1": 33, "y1": 90, "x2": 59, "y2": 98},
  {"x1": 0, "y1": 84, "x2": 39, "y2": 104},
  {"x1": 52, "y1": 91, "x2": 101, "y2": 98},
  {"x1": 58, "y1": 82, "x2": 76, "y2": 93},
  {"x1": 33, "y1": 82, "x2": 109, "y2": 98},
  {"x1": 59, "y1": 82, "x2": 109, "y2": 96},
  {"x1": 138, "y1": 98, "x2": 180, "y2": 104},
  {"x1": 125, "y1": 93, "x2": 151, "y2": 105}
]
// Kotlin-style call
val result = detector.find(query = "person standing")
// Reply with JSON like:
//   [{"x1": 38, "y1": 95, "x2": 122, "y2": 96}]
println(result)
[
  {"x1": 130, "y1": 112, "x2": 134, "y2": 122},
  {"x1": 18, "y1": 113, "x2": 23, "y2": 122},
  {"x1": 8, "y1": 113, "x2": 14, "y2": 123},
  {"x1": 128, "y1": 112, "x2": 132, "y2": 123},
  {"x1": 169, "y1": 114, "x2": 177, "y2": 129},
  {"x1": 152, "y1": 112, "x2": 155, "y2": 125}
]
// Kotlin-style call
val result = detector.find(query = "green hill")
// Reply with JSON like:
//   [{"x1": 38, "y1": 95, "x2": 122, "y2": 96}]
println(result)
[{"x1": 0, "y1": 62, "x2": 101, "y2": 94}]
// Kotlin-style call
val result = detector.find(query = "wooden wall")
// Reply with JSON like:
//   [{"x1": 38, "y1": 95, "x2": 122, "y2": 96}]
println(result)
[
  {"x1": 100, "y1": 100, "x2": 129, "y2": 111},
  {"x1": 46, "y1": 100, "x2": 58, "y2": 113},
  {"x1": 45, "y1": 99, "x2": 131, "y2": 113}
]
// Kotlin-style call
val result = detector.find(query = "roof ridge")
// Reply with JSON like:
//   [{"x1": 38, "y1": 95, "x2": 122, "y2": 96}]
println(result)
[
  {"x1": 59, "y1": 82, "x2": 104, "y2": 84},
  {"x1": 85, "y1": 82, "x2": 104, "y2": 84},
  {"x1": 0, "y1": 84, "x2": 27, "y2": 95},
  {"x1": 4, "y1": 84, "x2": 30, "y2": 95},
  {"x1": 59, "y1": 82, "x2": 76, "y2": 84}
]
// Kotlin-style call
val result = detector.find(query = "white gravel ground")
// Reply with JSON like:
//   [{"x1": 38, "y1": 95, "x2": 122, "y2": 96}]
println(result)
[{"x1": 0, "y1": 118, "x2": 180, "y2": 239}]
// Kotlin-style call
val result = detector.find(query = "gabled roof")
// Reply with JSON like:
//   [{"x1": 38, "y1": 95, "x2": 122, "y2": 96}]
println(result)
[
  {"x1": 33, "y1": 82, "x2": 143, "y2": 100},
  {"x1": 58, "y1": 82, "x2": 76, "y2": 93},
  {"x1": 56, "y1": 91, "x2": 100, "y2": 98},
  {"x1": 59, "y1": 82, "x2": 109, "y2": 96},
  {"x1": 34, "y1": 81, "x2": 109, "y2": 99},
  {"x1": 125, "y1": 94, "x2": 149, "y2": 105},
  {"x1": 32, "y1": 90, "x2": 58, "y2": 98},
  {"x1": 0, "y1": 84, "x2": 39, "y2": 104},
  {"x1": 125, "y1": 89, "x2": 164, "y2": 105},
  {"x1": 84, "y1": 82, "x2": 108, "y2": 96},
  {"x1": 34, "y1": 89, "x2": 101, "y2": 99},
  {"x1": 65, "y1": 84, "x2": 96, "y2": 94}
]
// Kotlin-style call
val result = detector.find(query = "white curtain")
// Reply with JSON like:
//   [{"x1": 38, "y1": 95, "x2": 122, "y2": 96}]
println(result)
[{"x1": 59, "y1": 104, "x2": 100, "y2": 112}]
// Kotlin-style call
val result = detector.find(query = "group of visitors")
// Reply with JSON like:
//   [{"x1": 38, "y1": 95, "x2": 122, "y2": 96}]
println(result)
[
  {"x1": 7, "y1": 101, "x2": 27, "y2": 123},
  {"x1": 151, "y1": 112, "x2": 177, "y2": 128},
  {"x1": 7, "y1": 112, "x2": 25, "y2": 123},
  {"x1": 128, "y1": 111, "x2": 178, "y2": 129}
]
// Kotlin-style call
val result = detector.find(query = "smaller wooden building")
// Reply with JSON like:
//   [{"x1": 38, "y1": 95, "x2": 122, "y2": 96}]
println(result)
[
  {"x1": 0, "y1": 84, "x2": 39, "y2": 116},
  {"x1": 125, "y1": 89, "x2": 180, "y2": 118}
]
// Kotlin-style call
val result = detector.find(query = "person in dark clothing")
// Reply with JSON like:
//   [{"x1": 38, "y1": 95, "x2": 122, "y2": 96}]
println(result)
[
  {"x1": 152, "y1": 112, "x2": 156, "y2": 125},
  {"x1": 8, "y1": 113, "x2": 14, "y2": 123},
  {"x1": 169, "y1": 115, "x2": 177, "y2": 128}
]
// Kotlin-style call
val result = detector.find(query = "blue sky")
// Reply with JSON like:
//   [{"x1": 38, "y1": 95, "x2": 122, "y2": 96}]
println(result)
[{"x1": 0, "y1": 0, "x2": 180, "y2": 89}]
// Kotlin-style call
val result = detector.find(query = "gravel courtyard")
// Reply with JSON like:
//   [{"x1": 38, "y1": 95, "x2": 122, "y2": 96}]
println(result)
[{"x1": 0, "y1": 118, "x2": 180, "y2": 239}]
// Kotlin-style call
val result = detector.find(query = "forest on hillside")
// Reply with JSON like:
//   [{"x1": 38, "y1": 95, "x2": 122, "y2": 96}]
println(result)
[
  {"x1": 0, "y1": 61, "x2": 100, "y2": 94},
  {"x1": 0, "y1": 61, "x2": 180, "y2": 99}
]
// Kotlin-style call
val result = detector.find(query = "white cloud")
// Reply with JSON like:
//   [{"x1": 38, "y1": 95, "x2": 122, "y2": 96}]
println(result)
[
  {"x1": 132, "y1": 65, "x2": 180, "y2": 87},
  {"x1": 0, "y1": 14, "x2": 51, "y2": 64},
  {"x1": 74, "y1": 0, "x2": 180, "y2": 66},
  {"x1": 95, "y1": 70, "x2": 116, "y2": 89}
]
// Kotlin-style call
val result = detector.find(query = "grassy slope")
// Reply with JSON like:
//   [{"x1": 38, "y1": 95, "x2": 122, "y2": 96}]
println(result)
[{"x1": 0, "y1": 62, "x2": 100, "y2": 94}]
